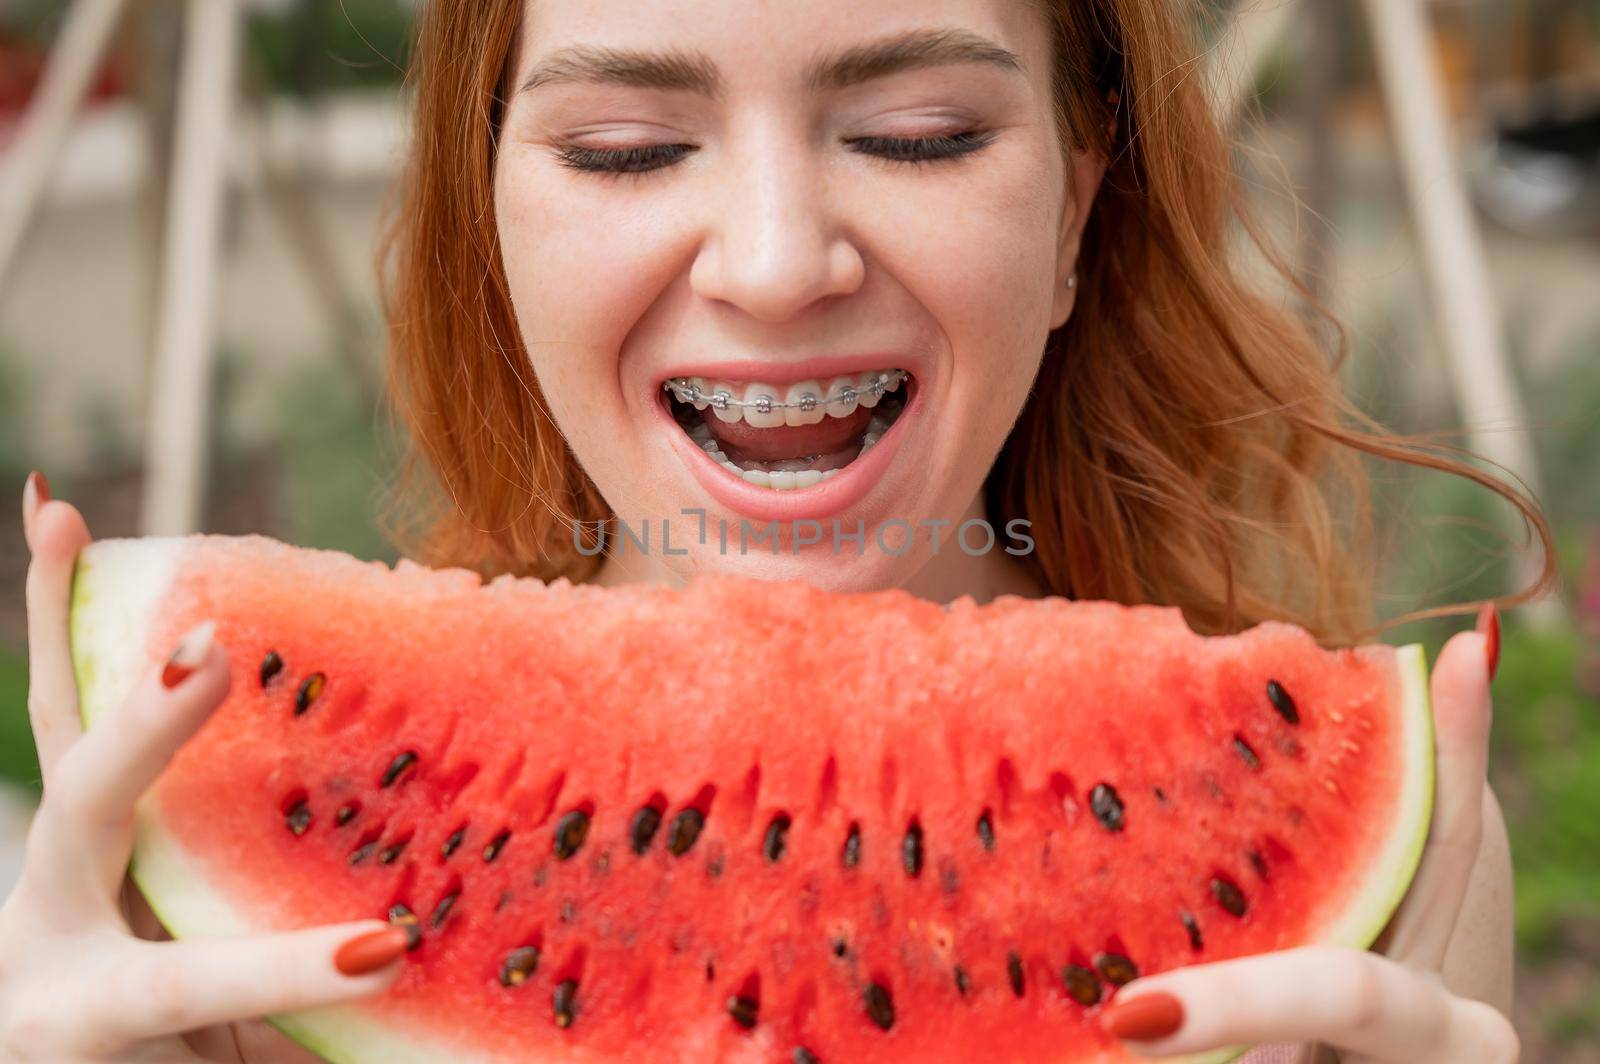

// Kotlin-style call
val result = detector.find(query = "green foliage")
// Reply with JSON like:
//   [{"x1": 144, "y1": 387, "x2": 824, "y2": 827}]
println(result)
[
  {"x1": 246, "y1": 0, "x2": 415, "y2": 95},
  {"x1": 0, "y1": 647, "x2": 38, "y2": 795},
  {"x1": 273, "y1": 361, "x2": 399, "y2": 563},
  {"x1": 1490, "y1": 621, "x2": 1600, "y2": 955}
]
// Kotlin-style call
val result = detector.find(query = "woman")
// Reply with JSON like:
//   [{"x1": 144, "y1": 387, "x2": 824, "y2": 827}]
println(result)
[{"x1": 1, "y1": 0, "x2": 1548, "y2": 1060}]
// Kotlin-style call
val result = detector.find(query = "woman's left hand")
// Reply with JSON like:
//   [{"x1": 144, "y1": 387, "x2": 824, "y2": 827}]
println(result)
[{"x1": 1099, "y1": 620, "x2": 1520, "y2": 1063}]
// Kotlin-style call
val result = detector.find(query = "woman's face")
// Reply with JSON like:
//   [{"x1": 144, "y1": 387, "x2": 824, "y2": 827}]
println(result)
[{"x1": 495, "y1": 0, "x2": 1101, "y2": 595}]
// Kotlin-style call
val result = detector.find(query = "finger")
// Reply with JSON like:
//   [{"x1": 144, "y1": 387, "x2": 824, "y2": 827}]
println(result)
[
  {"x1": 1104, "y1": 946, "x2": 1519, "y2": 1063},
  {"x1": 24, "y1": 497, "x2": 94, "y2": 780},
  {"x1": 32, "y1": 622, "x2": 230, "y2": 903},
  {"x1": 100, "y1": 922, "x2": 409, "y2": 1042},
  {"x1": 1385, "y1": 629, "x2": 1494, "y2": 968}
]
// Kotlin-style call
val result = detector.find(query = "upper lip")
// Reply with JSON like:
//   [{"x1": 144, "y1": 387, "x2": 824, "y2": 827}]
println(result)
[{"x1": 655, "y1": 355, "x2": 922, "y2": 389}]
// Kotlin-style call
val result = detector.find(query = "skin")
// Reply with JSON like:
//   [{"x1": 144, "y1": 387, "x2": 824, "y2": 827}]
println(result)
[{"x1": 0, "y1": 1, "x2": 1518, "y2": 1060}]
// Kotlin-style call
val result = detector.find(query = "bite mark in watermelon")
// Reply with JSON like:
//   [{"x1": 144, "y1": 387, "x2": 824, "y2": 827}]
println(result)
[{"x1": 69, "y1": 536, "x2": 1434, "y2": 1063}]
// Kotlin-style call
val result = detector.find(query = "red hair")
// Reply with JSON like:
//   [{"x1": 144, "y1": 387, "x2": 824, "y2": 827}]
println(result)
[{"x1": 379, "y1": 1, "x2": 1554, "y2": 644}]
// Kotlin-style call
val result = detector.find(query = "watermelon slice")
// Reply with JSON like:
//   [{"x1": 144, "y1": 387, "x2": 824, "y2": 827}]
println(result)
[{"x1": 69, "y1": 536, "x2": 1433, "y2": 1064}]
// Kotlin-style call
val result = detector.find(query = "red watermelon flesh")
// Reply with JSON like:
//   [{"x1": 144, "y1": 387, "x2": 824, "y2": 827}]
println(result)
[{"x1": 70, "y1": 536, "x2": 1433, "y2": 1064}]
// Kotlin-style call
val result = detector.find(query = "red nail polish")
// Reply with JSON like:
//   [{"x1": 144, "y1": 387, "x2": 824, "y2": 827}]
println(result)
[
  {"x1": 20, "y1": 471, "x2": 48, "y2": 546},
  {"x1": 334, "y1": 927, "x2": 410, "y2": 976},
  {"x1": 1476, "y1": 603, "x2": 1500, "y2": 684},
  {"x1": 1102, "y1": 991, "x2": 1185, "y2": 1042},
  {"x1": 161, "y1": 621, "x2": 215, "y2": 689}
]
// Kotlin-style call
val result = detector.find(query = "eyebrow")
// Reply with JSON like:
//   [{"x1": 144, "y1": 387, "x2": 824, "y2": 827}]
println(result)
[{"x1": 517, "y1": 28, "x2": 1023, "y2": 99}]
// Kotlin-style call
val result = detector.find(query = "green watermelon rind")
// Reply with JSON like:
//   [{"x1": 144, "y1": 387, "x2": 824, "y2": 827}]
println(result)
[{"x1": 69, "y1": 538, "x2": 1434, "y2": 1064}]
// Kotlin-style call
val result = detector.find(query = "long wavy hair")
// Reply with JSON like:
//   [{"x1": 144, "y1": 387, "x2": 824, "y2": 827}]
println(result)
[{"x1": 378, "y1": 0, "x2": 1554, "y2": 645}]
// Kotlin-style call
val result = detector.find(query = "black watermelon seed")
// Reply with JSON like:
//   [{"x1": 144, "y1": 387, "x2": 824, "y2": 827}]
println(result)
[
  {"x1": 293, "y1": 672, "x2": 325, "y2": 716},
  {"x1": 727, "y1": 995, "x2": 759, "y2": 1029},
  {"x1": 259, "y1": 651, "x2": 284, "y2": 688},
  {"x1": 378, "y1": 837, "x2": 409, "y2": 865},
  {"x1": 483, "y1": 829, "x2": 511, "y2": 863},
  {"x1": 1212, "y1": 876, "x2": 1248, "y2": 918},
  {"x1": 842, "y1": 823, "x2": 862, "y2": 869},
  {"x1": 976, "y1": 810, "x2": 996, "y2": 852},
  {"x1": 763, "y1": 813, "x2": 792, "y2": 863},
  {"x1": 429, "y1": 891, "x2": 458, "y2": 929},
  {"x1": 553, "y1": 979, "x2": 579, "y2": 1028},
  {"x1": 1007, "y1": 952, "x2": 1025, "y2": 997},
  {"x1": 441, "y1": 826, "x2": 466, "y2": 858},
  {"x1": 954, "y1": 965, "x2": 971, "y2": 997},
  {"x1": 667, "y1": 809, "x2": 706, "y2": 856},
  {"x1": 863, "y1": 982, "x2": 895, "y2": 1031},
  {"x1": 1090, "y1": 783, "x2": 1125, "y2": 832},
  {"x1": 334, "y1": 803, "x2": 358, "y2": 827},
  {"x1": 1061, "y1": 964, "x2": 1102, "y2": 1006},
  {"x1": 348, "y1": 841, "x2": 377, "y2": 865},
  {"x1": 1094, "y1": 952, "x2": 1138, "y2": 986},
  {"x1": 388, "y1": 904, "x2": 421, "y2": 950},
  {"x1": 939, "y1": 862, "x2": 960, "y2": 894},
  {"x1": 1154, "y1": 787, "x2": 1169, "y2": 804},
  {"x1": 630, "y1": 806, "x2": 663, "y2": 854},
  {"x1": 902, "y1": 821, "x2": 924, "y2": 878},
  {"x1": 554, "y1": 811, "x2": 590, "y2": 860},
  {"x1": 1180, "y1": 909, "x2": 1204, "y2": 951},
  {"x1": 1248, "y1": 849, "x2": 1269, "y2": 879},
  {"x1": 499, "y1": 946, "x2": 539, "y2": 987},
  {"x1": 496, "y1": 890, "x2": 513, "y2": 911},
  {"x1": 381, "y1": 751, "x2": 418, "y2": 789},
  {"x1": 793, "y1": 1050, "x2": 819, "y2": 1064},
  {"x1": 1266, "y1": 679, "x2": 1300, "y2": 724},
  {"x1": 831, "y1": 938, "x2": 848, "y2": 958},
  {"x1": 705, "y1": 961, "x2": 716, "y2": 983},
  {"x1": 285, "y1": 800, "x2": 311, "y2": 837},
  {"x1": 1233, "y1": 735, "x2": 1261, "y2": 769}
]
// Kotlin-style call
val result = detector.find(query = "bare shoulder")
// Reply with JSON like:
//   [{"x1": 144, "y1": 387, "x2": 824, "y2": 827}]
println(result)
[{"x1": 1441, "y1": 786, "x2": 1515, "y2": 1014}]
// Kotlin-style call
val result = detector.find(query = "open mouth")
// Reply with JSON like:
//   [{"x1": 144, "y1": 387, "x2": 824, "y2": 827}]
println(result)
[{"x1": 660, "y1": 370, "x2": 913, "y2": 492}]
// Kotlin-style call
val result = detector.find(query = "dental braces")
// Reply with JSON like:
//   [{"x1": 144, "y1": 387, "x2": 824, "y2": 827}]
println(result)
[{"x1": 662, "y1": 369, "x2": 909, "y2": 412}]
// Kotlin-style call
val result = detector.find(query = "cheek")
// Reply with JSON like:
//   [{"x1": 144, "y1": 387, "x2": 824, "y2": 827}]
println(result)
[
  {"x1": 864, "y1": 149, "x2": 1061, "y2": 404},
  {"x1": 493, "y1": 149, "x2": 684, "y2": 417}
]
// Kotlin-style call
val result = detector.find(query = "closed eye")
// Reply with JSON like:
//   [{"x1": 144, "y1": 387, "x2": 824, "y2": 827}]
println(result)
[{"x1": 553, "y1": 131, "x2": 996, "y2": 178}]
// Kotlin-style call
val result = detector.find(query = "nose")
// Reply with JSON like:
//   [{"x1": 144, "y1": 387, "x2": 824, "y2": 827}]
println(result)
[{"x1": 689, "y1": 134, "x2": 865, "y2": 323}]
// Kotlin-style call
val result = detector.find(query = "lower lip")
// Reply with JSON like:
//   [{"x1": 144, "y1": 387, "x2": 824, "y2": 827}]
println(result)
[{"x1": 652, "y1": 384, "x2": 918, "y2": 523}]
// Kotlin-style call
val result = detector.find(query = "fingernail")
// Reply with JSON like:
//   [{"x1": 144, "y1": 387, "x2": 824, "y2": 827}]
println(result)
[
  {"x1": 162, "y1": 621, "x2": 216, "y2": 689},
  {"x1": 21, "y1": 471, "x2": 48, "y2": 547},
  {"x1": 1102, "y1": 991, "x2": 1185, "y2": 1042},
  {"x1": 334, "y1": 927, "x2": 410, "y2": 976},
  {"x1": 1476, "y1": 603, "x2": 1500, "y2": 684}
]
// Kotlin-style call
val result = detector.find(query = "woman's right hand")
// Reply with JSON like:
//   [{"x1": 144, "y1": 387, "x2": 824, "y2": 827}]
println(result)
[{"x1": 1, "y1": 475, "x2": 409, "y2": 1062}]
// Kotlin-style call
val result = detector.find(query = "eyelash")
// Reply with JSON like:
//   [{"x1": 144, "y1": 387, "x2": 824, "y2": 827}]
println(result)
[{"x1": 553, "y1": 131, "x2": 995, "y2": 177}]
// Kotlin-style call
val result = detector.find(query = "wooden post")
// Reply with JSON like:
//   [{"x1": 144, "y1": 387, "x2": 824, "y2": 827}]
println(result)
[
  {"x1": 139, "y1": 0, "x2": 241, "y2": 535},
  {"x1": 0, "y1": 0, "x2": 130, "y2": 297}
]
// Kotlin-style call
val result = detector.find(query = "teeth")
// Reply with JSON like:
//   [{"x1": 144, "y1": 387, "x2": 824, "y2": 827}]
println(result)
[
  {"x1": 824, "y1": 376, "x2": 860, "y2": 419},
  {"x1": 708, "y1": 380, "x2": 741, "y2": 423},
  {"x1": 741, "y1": 383, "x2": 785, "y2": 429},
  {"x1": 689, "y1": 377, "x2": 711, "y2": 411},
  {"x1": 856, "y1": 372, "x2": 885, "y2": 409},
  {"x1": 783, "y1": 381, "x2": 826, "y2": 427}
]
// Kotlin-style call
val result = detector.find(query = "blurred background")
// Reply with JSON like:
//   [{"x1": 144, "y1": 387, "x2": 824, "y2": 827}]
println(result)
[{"x1": 0, "y1": 0, "x2": 1596, "y2": 1058}]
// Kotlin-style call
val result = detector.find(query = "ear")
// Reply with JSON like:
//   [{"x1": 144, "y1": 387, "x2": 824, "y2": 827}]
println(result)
[{"x1": 1050, "y1": 148, "x2": 1108, "y2": 330}]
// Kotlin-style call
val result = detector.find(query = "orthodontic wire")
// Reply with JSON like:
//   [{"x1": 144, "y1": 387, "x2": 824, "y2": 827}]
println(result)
[{"x1": 662, "y1": 369, "x2": 908, "y2": 412}]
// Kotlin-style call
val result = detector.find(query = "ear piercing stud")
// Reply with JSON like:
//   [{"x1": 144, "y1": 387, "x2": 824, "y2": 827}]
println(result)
[{"x1": 1066, "y1": 274, "x2": 1078, "y2": 289}]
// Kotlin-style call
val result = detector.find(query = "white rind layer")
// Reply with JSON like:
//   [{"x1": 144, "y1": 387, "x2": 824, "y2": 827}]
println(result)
[
  {"x1": 67, "y1": 537, "x2": 1436, "y2": 1064},
  {"x1": 70, "y1": 538, "x2": 483, "y2": 1064}
]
